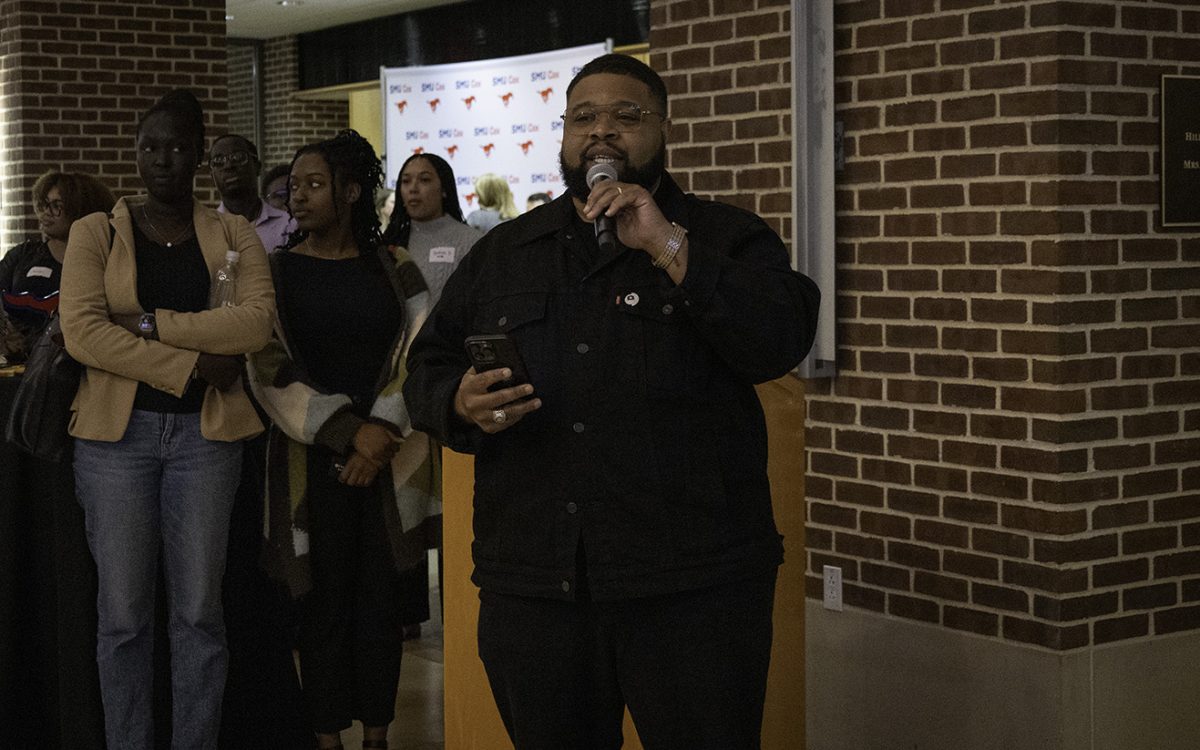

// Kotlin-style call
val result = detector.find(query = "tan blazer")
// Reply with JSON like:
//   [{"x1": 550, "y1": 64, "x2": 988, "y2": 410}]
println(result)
[{"x1": 59, "y1": 196, "x2": 276, "y2": 442}]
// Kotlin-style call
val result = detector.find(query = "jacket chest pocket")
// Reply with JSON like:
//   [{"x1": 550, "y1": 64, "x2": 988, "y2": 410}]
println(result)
[
  {"x1": 612, "y1": 285, "x2": 702, "y2": 396},
  {"x1": 472, "y1": 291, "x2": 550, "y2": 386}
]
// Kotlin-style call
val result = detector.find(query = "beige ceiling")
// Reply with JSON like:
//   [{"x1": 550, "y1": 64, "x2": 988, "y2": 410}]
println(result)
[{"x1": 225, "y1": 0, "x2": 463, "y2": 39}]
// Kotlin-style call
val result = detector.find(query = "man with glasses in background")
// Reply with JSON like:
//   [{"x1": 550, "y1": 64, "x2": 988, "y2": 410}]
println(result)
[
  {"x1": 209, "y1": 134, "x2": 293, "y2": 253},
  {"x1": 208, "y1": 135, "x2": 309, "y2": 745},
  {"x1": 403, "y1": 53, "x2": 820, "y2": 749}
]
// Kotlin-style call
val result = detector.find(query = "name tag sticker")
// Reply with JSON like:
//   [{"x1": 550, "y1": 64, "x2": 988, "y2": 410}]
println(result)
[
  {"x1": 429, "y1": 246, "x2": 456, "y2": 263},
  {"x1": 26, "y1": 266, "x2": 53, "y2": 279}
]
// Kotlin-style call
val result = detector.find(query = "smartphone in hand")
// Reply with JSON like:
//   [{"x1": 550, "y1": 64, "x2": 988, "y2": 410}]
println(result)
[{"x1": 464, "y1": 334, "x2": 531, "y2": 391}]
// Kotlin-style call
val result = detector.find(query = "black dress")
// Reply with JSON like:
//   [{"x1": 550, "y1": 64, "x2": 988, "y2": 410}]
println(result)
[{"x1": 277, "y1": 250, "x2": 408, "y2": 732}]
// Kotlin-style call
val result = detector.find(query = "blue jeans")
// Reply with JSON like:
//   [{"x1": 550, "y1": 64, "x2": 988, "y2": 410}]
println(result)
[{"x1": 75, "y1": 410, "x2": 243, "y2": 750}]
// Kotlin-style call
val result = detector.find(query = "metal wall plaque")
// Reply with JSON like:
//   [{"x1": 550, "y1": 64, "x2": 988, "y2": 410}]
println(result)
[{"x1": 1161, "y1": 75, "x2": 1200, "y2": 228}]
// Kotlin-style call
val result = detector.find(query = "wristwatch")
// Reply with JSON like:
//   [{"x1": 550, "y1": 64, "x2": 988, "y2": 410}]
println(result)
[{"x1": 137, "y1": 312, "x2": 159, "y2": 340}]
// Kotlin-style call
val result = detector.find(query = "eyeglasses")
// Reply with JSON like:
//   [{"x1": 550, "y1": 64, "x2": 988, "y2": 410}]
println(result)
[
  {"x1": 560, "y1": 105, "x2": 666, "y2": 134},
  {"x1": 209, "y1": 151, "x2": 253, "y2": 169},
  {"x1": 266, "y1": 188, "x2": 288, "y2": 202},
  {"x1": 35, "y1": 199, "x2": 65, "y2": 217}
]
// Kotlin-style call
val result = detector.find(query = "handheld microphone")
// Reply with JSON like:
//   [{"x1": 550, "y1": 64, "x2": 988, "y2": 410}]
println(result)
[{"x1": 586, "y1": 163, "x2": 619, "y2": 252}]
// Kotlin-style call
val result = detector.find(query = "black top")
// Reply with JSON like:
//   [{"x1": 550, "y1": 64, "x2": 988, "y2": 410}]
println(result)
[
  {"x1": 278, "y1": 252, "x2": 403, "y2": 413},
  {"x1": 403, "y1": 172, "x2": 821, "y2": 602},
  {"x1": 0, "y1": 238, "x2": 62, "y2": 344},
  {"x1": 132, "y1": 224, "x2": 209, "y2": 413}
]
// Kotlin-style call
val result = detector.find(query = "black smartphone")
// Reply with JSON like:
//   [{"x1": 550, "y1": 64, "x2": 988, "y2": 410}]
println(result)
[{"x1": 464, "y1": 333, "x2": 531, "y2": 391}]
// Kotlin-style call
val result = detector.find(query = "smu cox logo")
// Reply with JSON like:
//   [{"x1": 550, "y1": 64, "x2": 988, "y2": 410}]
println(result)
[
  {"x1": 511, "y1": 123, "x2": 540, "y2": 135},
  {"x1": 530, "y1": 173, "x2": 558, "y2": 184},
  {"x1": 474, "y1": 126, "x2": 500, "y2": 137},
  {"x1": 492, "y1": 74, "x2": 519, "y2": 86},
  {"x1": 405, "y1": 130, "x2": 429, "y2": 140},
  {"x1": 389, "y1": 83, "x2": 412, "y2": 94},
  {"x1": 455, "y1": 79, "x2": 481, "y2": 90},
  {"x1": 421, "y1": 81, "x2": 445, "y2": 92},
  {"x1": 530, "y1": 70, "x2": 560, "y2": 82},
  {"x1": 438, "y1": 128, "x2": 463, "y2": 139}
]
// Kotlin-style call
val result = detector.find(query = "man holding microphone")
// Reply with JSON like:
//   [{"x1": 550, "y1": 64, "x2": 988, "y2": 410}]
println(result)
[{"x1": 404, "y1": 53, "x2": 820, "y2": 749}]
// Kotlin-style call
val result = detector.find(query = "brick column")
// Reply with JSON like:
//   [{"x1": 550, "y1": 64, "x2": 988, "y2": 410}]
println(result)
[
  {"x1": 653, "y1": 0, "x2": 1199, "y2": 744},
  {"x1": 258, "y1": 36, "x2": 348, "y2": 169},
  {"x1": 654, "y1": 0, "x2": 1200, "y2": 651}
]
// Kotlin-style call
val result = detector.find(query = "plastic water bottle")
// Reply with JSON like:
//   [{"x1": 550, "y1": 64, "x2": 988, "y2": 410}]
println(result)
[{"x1": 209, "y1": 250, "x2": 240, "y2": 309}]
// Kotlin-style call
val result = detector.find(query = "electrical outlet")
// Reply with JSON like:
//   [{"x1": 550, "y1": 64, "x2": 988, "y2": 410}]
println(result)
[{"x1": 823, "y1": 565, "x2": 843, "y2": 611}]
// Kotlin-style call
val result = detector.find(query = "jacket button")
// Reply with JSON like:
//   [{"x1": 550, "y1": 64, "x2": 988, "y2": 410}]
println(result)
[
  {"x1": 566, "y1": 501, "x2": 578, "y2": 514},
  {"x1": 561, "y1": 580, "x2": 571, "y2": 593},
  {"x1": 662, "y1": 304, "x2": 673, "y2": 315},
  {"x1": 572, "y1": 422, "x2": 585, "y2": 433},
  {"x1": 576, "y1": 343, "x2": 589, "y2": 354},
  {"x1": 497, "y1": 315, "x2": 508, "y2": 327}
]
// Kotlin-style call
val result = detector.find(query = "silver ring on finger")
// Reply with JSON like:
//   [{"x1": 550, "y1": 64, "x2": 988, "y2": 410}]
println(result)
[{"x1": 492, "y1": 408, "x2": 508, "y2": 424}]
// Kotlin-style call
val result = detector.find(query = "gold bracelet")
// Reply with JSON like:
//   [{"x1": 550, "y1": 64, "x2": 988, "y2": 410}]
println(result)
[{"x1": 653, "y1": 222, "x2": 687, "y2": 269}]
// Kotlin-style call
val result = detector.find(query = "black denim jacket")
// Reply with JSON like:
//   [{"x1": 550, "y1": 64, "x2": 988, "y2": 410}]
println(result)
[{"x1": 404, "y1": 173, "x2": 820, "y2": 601}]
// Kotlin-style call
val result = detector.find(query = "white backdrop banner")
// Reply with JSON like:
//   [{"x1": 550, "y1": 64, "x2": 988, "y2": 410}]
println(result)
[{"x1": 381, "y1": 42, "x2": 609, "y2": 215}]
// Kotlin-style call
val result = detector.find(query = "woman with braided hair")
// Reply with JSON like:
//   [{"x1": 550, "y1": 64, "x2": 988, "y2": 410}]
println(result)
[{"x1": 247, "y1": 130, "x2": 440, "y2": 750}]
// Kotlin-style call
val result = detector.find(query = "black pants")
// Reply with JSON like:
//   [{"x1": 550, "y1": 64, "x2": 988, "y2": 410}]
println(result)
[
  {"x1": 477, "y1": 569, "x2": 777, "y2": 750},
  {"x1": 0, "y1": 441, "x2": 105, "y2": 750},
  {"x1": 297, "y1": 447, "x2": 404, "y2": 734},
  {"x1": 219, "y1": 434, "x2": 310, "y2": 749}
]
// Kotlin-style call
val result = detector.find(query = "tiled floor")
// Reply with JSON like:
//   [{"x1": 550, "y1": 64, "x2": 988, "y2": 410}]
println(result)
[{"x1": 338, "y1": 554, "x2": 445, "y2": 749}]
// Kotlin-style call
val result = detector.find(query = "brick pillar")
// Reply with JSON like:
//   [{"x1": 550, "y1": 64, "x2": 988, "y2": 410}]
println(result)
[
  {"x1": 0, "y1": 0, "x2": 228, "y2": 249},
  {"x1": 258, "y1": 36, "x2": 348, "y2": 170},
  {"x1": 653, "y1": 0, "x2": 1199, "y2": 745}
]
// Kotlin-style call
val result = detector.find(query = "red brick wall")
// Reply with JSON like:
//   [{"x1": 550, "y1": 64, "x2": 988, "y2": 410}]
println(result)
[
  {"x1": 257, "y1": 36, "x2": 349, "y2": 170},
  {"x1": 653, "y1": 0, "x2": 1200, "y2": 649},
  {"x1": 227, "y1": 41, "x2": 259, "y2": 145},
  {"x1": 0, "y1": 0, "x2": 228, "y2": 246}
]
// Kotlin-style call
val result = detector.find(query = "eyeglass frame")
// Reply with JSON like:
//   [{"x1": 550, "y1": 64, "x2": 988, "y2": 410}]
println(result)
[
  {"x1": 209, "y1": 150, "x2": 255, "y2": 169},
  {"x1": 35, "y1": 199, "x2": 65, "y2": 217},
  {"x1": 560, "y1": 104, "x2": 667, "y2": 134}
]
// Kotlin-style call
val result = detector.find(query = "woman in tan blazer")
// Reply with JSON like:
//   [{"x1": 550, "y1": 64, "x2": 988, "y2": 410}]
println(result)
[{"x1": 59, "y1": 90, "x2": 274, "y2": 750}]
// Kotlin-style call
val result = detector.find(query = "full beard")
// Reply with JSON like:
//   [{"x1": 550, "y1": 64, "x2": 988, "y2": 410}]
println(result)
[{"x1": 560, "y1": 143, "x2": 666, "y2": 201}]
